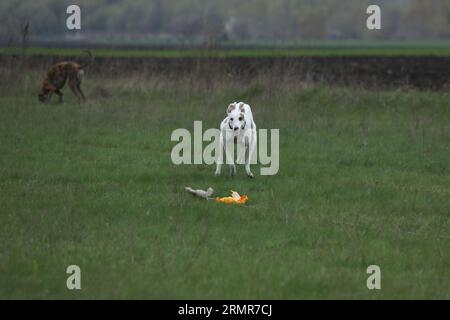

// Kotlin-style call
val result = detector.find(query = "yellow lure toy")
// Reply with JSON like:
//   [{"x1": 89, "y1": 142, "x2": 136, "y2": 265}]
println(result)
[{"x1": 215, "y1": 190, "x2": 248, "y2": 205}]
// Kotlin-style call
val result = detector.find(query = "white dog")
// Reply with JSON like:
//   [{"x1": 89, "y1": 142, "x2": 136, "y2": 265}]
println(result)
[{"x1": 215, "y1": 102, "x2": 257, "y2": 178}]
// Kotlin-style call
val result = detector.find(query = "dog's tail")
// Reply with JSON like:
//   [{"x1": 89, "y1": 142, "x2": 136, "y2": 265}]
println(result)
[{"x1": 79, "y1": 50, "x2": 94, "y2": 69}]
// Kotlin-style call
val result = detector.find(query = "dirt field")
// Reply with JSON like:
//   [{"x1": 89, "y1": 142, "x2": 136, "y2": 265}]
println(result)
[{"x1": 3, "y1": 54, "x2": 450, "y2": 89}]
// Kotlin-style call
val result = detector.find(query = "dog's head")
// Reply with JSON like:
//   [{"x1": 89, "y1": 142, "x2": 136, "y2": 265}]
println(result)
[
  {"x1": 38, "y1": 87, "x2": 50, "y2": 103},
  {"x1": 227, "y1": 102, "x2": 246, "y2": 133}
]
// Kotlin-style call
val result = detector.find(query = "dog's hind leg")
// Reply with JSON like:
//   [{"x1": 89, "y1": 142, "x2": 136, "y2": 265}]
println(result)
[
  {"x1": 237, "y1": 142, "x2": 246, "y2": 165},
  {"x1": 75, "y1": 70, "x2": 86, "y2": 102},
  {"x1": 68, "y1": 79, "x2": 83, "y2": 103},
  {"x1": 224, "y1": 139, "x2": 236, "y2": 177},
  {"x1": 77, "y1": 84, "x2": 86, "y2": 102}
]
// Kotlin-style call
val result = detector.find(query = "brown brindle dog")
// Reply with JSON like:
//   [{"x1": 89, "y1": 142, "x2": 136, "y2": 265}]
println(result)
[{"x1": 38, "y1": 50, "x2": 93, "y2": 103}]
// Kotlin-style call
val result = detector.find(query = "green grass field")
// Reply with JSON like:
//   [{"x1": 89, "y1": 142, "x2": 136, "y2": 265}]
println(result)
[
  {"x1": 6, "y1": 40, "x2": 450, "y2": 58},
  {"x1": 0, "y1": 72, "x2": 449, "y2": 299}
]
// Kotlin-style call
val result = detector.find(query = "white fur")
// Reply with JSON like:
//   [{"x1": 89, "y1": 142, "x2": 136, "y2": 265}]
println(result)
[{"x1": 215, "y1": 102, "x2": 257, "y2": 178}]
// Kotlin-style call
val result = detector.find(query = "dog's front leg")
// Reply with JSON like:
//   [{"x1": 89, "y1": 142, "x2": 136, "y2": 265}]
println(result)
[
  {"x1": 47, "y1": 91, "x2": 54, "y2": 102},
  {"x1": 245, "y1": 133, "x2": 256, "y2": 178},
  {"x1": 55, "y1": 90, "x2": 63, "y2": 103},
  {"x1": 215, "y1": 133, "x2": 224, "y2": 176}
]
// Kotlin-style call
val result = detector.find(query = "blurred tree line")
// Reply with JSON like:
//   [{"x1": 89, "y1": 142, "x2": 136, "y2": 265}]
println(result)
[{"x1": 2, "y1": 0, "x2": 450, "y2": 45}]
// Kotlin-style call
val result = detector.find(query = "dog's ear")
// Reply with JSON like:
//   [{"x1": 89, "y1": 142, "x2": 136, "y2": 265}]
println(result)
[
  {"x1": 239, "y1": 103, "x2": 245, "y2": 113},
  {"x1": 227, "y1": 103, "x2": 236, "y2": 114}
]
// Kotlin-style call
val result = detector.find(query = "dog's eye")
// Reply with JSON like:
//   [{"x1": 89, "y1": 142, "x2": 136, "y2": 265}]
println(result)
[
  {"x1": 230, "y1": 118, "x2": 233, "y2": 121},
  {"x1": 239, "y1": 117, "x2": 243, "y2": 121}
]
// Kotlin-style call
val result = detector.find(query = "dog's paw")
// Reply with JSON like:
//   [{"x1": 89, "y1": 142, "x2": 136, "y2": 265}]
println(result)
[
  {"x1": 229, "y1": 165, "x2": 236, "y2": 177},
  {"x1": 245, "y1": 166, "x2": 254, "y2": 178},
  {"x1": 215, "y1": 171, "x2": 221, "y2": 177}
]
